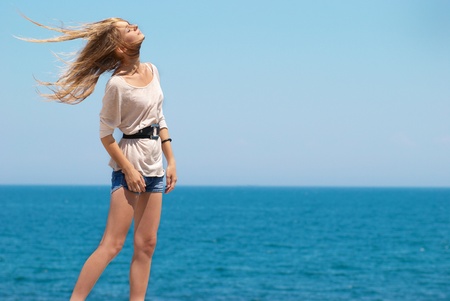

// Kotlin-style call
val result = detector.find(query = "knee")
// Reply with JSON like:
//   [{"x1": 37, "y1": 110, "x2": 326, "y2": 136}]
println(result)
[
  {"x1": 134, "y1": 235, "x2": 158, "y2": 258},
  {"x1": 99, "y1": 239, "x2": 125, "y2": 259}
]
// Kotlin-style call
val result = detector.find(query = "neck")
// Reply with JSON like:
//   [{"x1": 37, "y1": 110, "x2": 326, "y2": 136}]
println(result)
[{"x1": 120, "y1": 58, "x2": 141, "y2": 75}]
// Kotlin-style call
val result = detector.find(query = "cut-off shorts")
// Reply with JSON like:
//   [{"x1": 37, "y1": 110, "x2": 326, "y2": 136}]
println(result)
[{"x1": 111, "y1": 170, "x2": 164, "y2": 194}]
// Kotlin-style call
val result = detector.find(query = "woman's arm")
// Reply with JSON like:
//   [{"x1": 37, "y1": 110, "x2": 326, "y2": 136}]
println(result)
[
  {"x1": 101, "y1": 134, "x2": 146, "y2": 193},
  {"x1": 159, "y1": 128, "x2": 177, "y2": 193}
]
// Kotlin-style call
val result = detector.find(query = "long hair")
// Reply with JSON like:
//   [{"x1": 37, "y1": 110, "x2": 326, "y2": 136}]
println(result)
[{"x1": 18, "y1": 16, "x2": 142, "y2": 104}]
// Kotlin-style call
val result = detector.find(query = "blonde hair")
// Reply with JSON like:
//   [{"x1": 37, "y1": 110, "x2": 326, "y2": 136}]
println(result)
[{"x1": 19, "y1": 16, "x2": 141, "y2": 104}]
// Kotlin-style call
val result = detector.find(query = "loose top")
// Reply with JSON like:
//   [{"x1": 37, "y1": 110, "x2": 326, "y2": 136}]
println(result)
[{"x1": 99, "y1": 63, "x2": 167, "y2": 177}]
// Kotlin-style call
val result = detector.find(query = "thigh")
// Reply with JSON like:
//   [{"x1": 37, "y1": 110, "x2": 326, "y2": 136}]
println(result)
[
  {"x1": 134, "y1": 192, "x2": 163, "y2": 238},
  {"x1": 100, "y1": 188, "x2": 138, "y2": 244}
]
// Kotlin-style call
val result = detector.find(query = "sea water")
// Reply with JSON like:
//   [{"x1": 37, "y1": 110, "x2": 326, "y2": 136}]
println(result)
[{"x1": 0, "y1": 186, "x2": 449, "y2": 300}]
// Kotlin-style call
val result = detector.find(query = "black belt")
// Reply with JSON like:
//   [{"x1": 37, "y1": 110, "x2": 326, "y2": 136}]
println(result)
[{"x1": 122, "y1": 124, "x2": 160, "y2": 140}]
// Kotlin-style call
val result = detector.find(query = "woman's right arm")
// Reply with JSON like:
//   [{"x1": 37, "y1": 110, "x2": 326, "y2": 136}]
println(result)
[{"x1": 101, "y1": 134, "x2": 146, "y2": 193}]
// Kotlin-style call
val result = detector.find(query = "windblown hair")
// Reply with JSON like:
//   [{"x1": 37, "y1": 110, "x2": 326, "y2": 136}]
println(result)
[{"x1": 19, "y1": 16, "x2": 142, "y2": 104}]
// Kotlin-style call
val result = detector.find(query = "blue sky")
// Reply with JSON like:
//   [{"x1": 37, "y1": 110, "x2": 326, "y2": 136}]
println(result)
[{"x1": 1, "y1": 0, "x2": 449, "y2": 186}]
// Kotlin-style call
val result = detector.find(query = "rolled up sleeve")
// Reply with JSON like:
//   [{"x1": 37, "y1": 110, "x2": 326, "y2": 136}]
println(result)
[
  {"x1": 158, "y1": 107, "x2": 168, "y2": 130},
  {"x1": 99, "y1": 80, "x2": 121, "y2": 138}
]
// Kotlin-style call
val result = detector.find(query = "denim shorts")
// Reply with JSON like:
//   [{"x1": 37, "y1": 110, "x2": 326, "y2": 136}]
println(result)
[{"x1": 111, "y1": 170, "x2": 164, "y2": 194}]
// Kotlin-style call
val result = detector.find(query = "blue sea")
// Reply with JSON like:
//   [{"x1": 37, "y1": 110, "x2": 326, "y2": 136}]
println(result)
[{"x1": 0, "y1": 186, "x2": 449, "y2": 301}]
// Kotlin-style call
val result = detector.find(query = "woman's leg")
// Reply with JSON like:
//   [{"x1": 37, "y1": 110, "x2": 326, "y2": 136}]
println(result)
[
  {"x1": 129, "y1": 192, "x2": 162, "y2": 301},
  {"x1": 70, "y1": 188, "x2": 138, "y2": 301}
]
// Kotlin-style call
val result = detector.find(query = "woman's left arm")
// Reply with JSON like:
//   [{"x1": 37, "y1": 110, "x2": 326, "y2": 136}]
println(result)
[{"x1": 160, "y1": 128, "x2": 177, "y2": 193}]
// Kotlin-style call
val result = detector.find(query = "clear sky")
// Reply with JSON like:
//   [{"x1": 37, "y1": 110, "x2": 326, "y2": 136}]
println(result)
[{"x1": 1, "y1": 0, "x2": 449, "y2": 187}]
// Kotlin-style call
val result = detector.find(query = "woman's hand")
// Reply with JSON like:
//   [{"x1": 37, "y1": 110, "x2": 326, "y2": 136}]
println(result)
[
  {"x1": 101, "y1": 135, "x2": 146, "y2": 193},
  {"x1": 123, "y1": 166, "x2": 146, "y2": 193},
  {"x1": 165, "y1": 163, "x2": 177, "y2": 194}
]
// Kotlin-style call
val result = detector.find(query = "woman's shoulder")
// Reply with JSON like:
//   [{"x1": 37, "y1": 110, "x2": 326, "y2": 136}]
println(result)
[
  {"x1": 107, "y1": 73, "x2": 128, "y2": 85},
  {"x1": 144, "y1": 62, "x2": 158, "y2": 71},
  {"x1": 104, "y1": 75, "x2": 127, "y2": 93},
  {"x1": 144, "y1": 62, "x2": 160, "y2": 80}
]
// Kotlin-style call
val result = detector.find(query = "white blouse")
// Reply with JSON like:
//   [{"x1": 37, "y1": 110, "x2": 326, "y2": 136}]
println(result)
[{"x1": 99, "y1": 63, "x2": 168, "y2": 177}]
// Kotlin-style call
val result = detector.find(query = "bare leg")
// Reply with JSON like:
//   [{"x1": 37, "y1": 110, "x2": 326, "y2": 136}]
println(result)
[
  {"x1": 70, "y1": 188, "x2": 138, "y2": 301},
  {"x1": 129, "y1": 192, "x2": 162, "y2": 301}
]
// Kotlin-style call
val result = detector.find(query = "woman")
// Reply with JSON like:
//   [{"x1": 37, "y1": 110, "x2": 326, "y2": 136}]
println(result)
[{"x1": 21, "y1": 17, "x2": 177, "y2": 301}]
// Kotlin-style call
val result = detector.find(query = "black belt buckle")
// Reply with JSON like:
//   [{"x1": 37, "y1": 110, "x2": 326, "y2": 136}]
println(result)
[{"x1": 149, "y1": 123, "x2": 160, "y2": 140}]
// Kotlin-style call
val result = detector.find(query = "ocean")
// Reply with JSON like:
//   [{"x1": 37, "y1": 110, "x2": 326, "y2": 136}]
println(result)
[{"x1": 0, "y1": 186, "x2": 449, "y2": 300}]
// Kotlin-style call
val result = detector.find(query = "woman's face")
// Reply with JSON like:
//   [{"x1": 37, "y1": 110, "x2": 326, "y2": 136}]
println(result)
[{"x1": 115, "y1": 21, "x2": 145, "y2": 45}]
